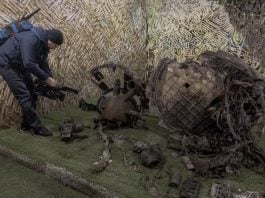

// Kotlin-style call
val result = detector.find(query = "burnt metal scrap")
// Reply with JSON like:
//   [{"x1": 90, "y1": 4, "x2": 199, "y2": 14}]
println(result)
[
  {"x1": 169, "y1": 169, "x2": 182, "y2": 188},
  {"x1": 142, "y1": 175, "x2": 163, "y2": 198},
  {"x1": 140, "y1": 145, "x2": 163, "y2": 168},
  {"x1": 59, "y1": 118, "x2": 84, "y2": 141},
  {"x1": 210, "y1": 181, "x2": 231, "y2": 198},
  {"x1": 90, "y1": 63, "x2": 149, "y2": 129},
  {"x1": 133, "y1": 141, "x2": 149, "y2": 153},
  {"x1": 148, "y1": 50, "x2": 265, "y2": 176},
  {"x1": 180, "y1": 177, "x2": 201, "y2": 198},
  {"x1": 232, "y1": 191, "x2": 264, "y2": 198},
  {"x1": 79, "y1": 98, "x2": 97, "y2": 111},
  {"x1": 133, "y1": 142, "x2": 163, "y2": 168}
]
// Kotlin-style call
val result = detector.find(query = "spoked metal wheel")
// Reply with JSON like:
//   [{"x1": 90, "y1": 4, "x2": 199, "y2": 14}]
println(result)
[{"x1": 90, "y1": 63, "x2": 149, "y2": 127}]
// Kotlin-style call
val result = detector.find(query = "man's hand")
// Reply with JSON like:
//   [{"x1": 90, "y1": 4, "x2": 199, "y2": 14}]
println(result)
[{"x1": 46, "y1": 77, "x2": 57, "y2": 87}]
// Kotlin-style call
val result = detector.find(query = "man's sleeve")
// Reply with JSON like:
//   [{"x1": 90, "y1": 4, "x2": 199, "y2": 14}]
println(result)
[
  {"x1": 40, "y1": 52, "x2": 53, "y2": 77},
  {"x1": 20, "y1": 35, "x2": 49, "y2": 81}
]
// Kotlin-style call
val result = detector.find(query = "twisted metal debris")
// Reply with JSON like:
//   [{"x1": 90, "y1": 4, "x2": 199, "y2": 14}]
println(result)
[{"x1": 148, "y1": 50, "x2": 265, "y2": 176}]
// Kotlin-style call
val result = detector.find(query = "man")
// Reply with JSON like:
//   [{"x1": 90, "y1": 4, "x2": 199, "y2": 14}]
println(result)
[{"x1": 0, "y1": 27, "x2": 63, "y2": 137}]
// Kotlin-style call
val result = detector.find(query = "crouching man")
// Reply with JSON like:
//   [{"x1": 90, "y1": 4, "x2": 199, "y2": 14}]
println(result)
[{"x1": 0, "y1": 27, "x2": 63, "y2": 137}]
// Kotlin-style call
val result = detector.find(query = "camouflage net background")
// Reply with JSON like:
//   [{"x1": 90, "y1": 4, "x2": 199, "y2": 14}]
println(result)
[{"x1": 146, "y1": 0, "x2": 264, "y2": 79}]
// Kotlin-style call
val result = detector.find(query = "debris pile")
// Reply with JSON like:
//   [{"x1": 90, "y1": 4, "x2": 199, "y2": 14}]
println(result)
[
  {"x1": 85, "y1": 54, "x2": 264, "y2": 197},
  {"x1": 148, "y1": 50, "x2": 265, "y2": 176}
]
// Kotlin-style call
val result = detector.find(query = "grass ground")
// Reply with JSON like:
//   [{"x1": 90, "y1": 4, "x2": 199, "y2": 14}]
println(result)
[
  {"x1": 0, "y1": 105, "x2": 264, "y2": 197},
  {"x1": 0, "y1": 156, "x2": 88, "y2": 198}
]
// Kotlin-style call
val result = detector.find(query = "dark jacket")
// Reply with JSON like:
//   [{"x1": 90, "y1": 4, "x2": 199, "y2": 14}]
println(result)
[{"x1": 0, "y1": 27, "x2": 52, "y2": 81}]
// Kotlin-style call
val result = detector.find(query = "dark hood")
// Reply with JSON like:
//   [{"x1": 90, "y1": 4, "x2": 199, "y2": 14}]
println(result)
[{"x1": 33, "y1": 27, "x2": 49, "y2": 50}]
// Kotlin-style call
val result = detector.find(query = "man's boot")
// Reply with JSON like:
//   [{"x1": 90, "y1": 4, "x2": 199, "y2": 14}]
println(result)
[
  {"x1": 34, "y1": 126, "x2": 53, "y2": 137},
  {"x1": 19, "y1": 122, "x2": 32, "y2": 133}
]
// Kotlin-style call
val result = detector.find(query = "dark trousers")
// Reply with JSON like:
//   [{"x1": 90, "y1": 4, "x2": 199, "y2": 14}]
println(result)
[{"x1": 0, "y1": 64, "x2": 42, "y2": 130}]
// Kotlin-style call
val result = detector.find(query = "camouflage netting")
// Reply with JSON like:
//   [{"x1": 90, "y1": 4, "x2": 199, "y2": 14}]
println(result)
[
  {"x1": 148, "y1": 50, "x2": 265, "y2": 176},
  {"x1": 146, "y1": 0, "x2": 261, "y2": 71},
  {"x1": 225, "y1": 0, "x2": 265, "y2": 76}
]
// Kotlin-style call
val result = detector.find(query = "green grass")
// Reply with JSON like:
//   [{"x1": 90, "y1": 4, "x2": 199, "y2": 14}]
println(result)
[
  {"x1": 0, "y1": 156, "x2": 88, "y2": 198},
  {"x1": 0, "y1": 106, "x2": 264, "y2": 197}
]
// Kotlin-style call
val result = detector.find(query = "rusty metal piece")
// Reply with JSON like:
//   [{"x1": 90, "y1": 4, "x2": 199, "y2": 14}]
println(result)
[
  {"x1": 142, "y1": 175, "x2": 163, "y2": 198},
  {"x1": 170, "y1": 152, "x2": 178, "y2": 159},
  {"x1": 140, "y1": 145, "x2": 163, "y2": 168},
  {"x1": 97, "y1": 88, "x2": 136, "y2": 125},
  {"x1": 210, "y1": 181, "x2": 230, "y2": 198},
  {"x1": 182, "y1": 156, "x2": 195, "y2": 170},
  {"x1": 133, "y1": 141, "x2": 148, "y2": 153},
  {"x1": 180, "y1": 177, "x2": 201, "y2": 198},
  {"x1": 79, "y1": 98, "x2": 97, "y2": 111},
  {"x1": 90, "y1": 69, "x2": 109, "y2": 92},
  {"x1": 59, "y1": 118, "x2": 84, "y2": 141},
  {"x1": 169, "y1": 169, "x2": 181, "y2": 188},
  {"x1": 232, "y1": 191, "x2": 263, "y2": 198},
  {"x1": 74, "y1": 123, "x2": 83, "y2": 132}
]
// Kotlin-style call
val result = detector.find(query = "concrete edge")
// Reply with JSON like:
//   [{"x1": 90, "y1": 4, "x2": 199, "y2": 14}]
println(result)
[{"x1": 0, "y1": 144, "x2": 120, "y2": 198}]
